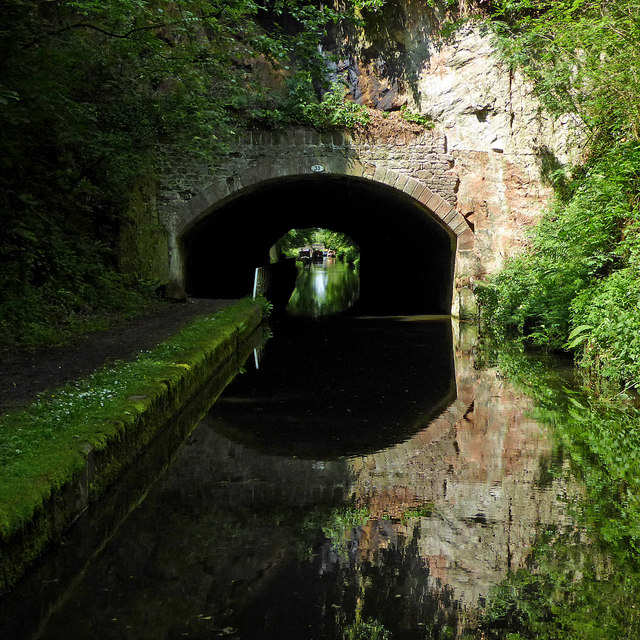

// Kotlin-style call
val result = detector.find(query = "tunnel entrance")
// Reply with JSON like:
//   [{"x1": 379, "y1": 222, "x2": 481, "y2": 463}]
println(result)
[
  {"x1": 272, "y1": 227, "x2": 361, "y2": 317},
  {"x1": 183, "y1": 175, "x2": 456, "y2": 315}
]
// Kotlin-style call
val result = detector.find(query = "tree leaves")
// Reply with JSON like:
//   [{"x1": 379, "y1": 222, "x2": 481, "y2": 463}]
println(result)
[
  {"x1": 490, "y1": 0, "x2": 640, "y2": 151},
  {"x1": 0, "y1": 0, "x2": 369, "y2": 348}
]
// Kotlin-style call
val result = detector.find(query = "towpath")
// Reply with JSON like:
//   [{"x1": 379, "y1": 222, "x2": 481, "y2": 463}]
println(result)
[{"x1": 0, "y1": 298, "x2": 239, "y2": 414}]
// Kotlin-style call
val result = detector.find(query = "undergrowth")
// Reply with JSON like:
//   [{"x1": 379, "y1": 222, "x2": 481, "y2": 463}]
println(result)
[
  {"x1": 477, "y1": 142, "x2": 640, "y2": 391},
  {"x1": 0, "y1": 274, "x2": 164, "y2": 351}
]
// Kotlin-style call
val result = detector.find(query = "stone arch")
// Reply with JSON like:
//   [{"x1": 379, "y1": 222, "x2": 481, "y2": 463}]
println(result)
[
  {"x1": 161, "y1": 128, "x2": 474, "y2": 314},
  {"x1": 173, "y1": 160, "x2": 470, "y2": 240}
]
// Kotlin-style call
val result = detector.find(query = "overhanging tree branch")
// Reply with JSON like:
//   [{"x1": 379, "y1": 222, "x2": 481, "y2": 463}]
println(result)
[{"x1": 22, "y1": 21, "x2": 177, "y2": 50}]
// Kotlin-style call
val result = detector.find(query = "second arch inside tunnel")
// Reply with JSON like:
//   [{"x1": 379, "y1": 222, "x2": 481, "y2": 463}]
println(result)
[{"x1": 182, "y1": 174, "x2": 456, "y2": 315}]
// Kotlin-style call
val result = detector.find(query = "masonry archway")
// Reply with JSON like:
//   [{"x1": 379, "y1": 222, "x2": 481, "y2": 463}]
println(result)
[
  {"x1": 181, "y1": 174, "x2": 457, "y2": 315},
  {"x1": 162, "y1": 127, "x2": 474, "y2": 314}
]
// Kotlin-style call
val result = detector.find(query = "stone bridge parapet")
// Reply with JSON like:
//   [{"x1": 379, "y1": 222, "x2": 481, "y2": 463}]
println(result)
[{"x1": 157, "y1": 126, "x2": 469, "y2": 238}]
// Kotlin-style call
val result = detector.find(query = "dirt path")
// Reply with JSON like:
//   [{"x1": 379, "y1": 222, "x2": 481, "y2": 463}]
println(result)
[{"x1": 0, "y1": 299, "x2": 240, "y2": 414}]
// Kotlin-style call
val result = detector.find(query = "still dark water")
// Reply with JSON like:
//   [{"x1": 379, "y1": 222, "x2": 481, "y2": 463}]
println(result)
[{"x1": 5, "y1": 261, "x2": 637, "y2": 639}]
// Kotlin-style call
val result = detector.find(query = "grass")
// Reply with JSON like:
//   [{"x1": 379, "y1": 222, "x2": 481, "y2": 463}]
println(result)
[{"x1": 0, "y1": 298, "x2": 263, "y2": 543}]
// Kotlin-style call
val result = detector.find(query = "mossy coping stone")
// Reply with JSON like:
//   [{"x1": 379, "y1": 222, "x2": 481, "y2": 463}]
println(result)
[{"x1": 0, "y1": 299, "x2": 264, "y2": 594}]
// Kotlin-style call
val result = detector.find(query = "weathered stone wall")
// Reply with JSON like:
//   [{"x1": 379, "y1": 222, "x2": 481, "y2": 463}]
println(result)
[
  {"x1": 118, "y1": 171, "x2": 170, "y2": 285},
  {"x1": 156, "y1": 125, "x2": 458, "y2": 218}
]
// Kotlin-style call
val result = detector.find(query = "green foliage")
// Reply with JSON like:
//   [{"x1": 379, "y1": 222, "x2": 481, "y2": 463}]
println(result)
[
  {"x1": 261, "y1": 74, "x2": 371, "y2": 130},
  {"x1": 478, "y1": 143, "x2": 640, "y2": 389},
  {"x1": 254, "y1": 295, "x2": 274, "y2": 318},
  {"x1": 489, "y1": 0, "x2": 640, "y2": 152},
  {"x1": 479, "y1": 1, "x2": 640, "y2": 391},
  {"x1": 275, "y1": 227, "x2": 361, "y2": 266},
  {"x1": 425, "y1": 0, "x2": 459, "y2": 7},
  {"x1": 400, "y1": 105, "x2": 436, "y2": 129},
  {"x1": 308, "y1": 81, "x2": 371, "y2": 130},
  {"x1": 352, "y1": 0, "x2": 387, "y2": 12}
]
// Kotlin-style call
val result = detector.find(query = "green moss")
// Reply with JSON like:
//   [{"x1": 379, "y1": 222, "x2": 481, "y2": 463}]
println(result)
[
  {"x1": 118, "y1": 171, "x2": 170, "y2": 285},
  {"x1": 0, "y1": 298, "x2": 263, "y2": 593}
]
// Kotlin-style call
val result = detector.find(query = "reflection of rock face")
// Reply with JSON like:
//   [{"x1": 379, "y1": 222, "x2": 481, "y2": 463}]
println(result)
[
  {"x1": 347, "y1": 331, "x2": 571, "y2": 609},
  {"x1": 17, "y1": 323, "x2": 574, "y2": 640}
]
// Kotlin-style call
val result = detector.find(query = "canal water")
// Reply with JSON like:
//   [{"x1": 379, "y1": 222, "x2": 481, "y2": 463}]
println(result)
[{"x1": 3, "y1": 261, "x2": 640, "y2": 638}]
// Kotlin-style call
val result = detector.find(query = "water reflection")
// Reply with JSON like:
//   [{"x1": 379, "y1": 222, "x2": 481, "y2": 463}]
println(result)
[
  {"x1": 211, "y1": 315, "x2": 456, "y2": 458},
  {"x1": 1, "y1": 321, "x2": 575, "y2": 640},
  {"x1": 287, "y1": 260, "x2": 359, "y2": 317}
]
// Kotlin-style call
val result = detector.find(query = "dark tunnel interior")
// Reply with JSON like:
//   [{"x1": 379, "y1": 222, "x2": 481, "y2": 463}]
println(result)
[{"x1": 183, "y1": 175, "x2": 456, "y2": 315}]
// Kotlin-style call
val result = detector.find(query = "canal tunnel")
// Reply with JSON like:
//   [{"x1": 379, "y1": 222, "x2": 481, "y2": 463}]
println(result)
[{"x1": 183, "y1": 175, "x2": 456, "y2": 315}]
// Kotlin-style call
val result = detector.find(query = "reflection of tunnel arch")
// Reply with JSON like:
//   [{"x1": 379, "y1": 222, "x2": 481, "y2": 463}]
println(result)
[
  {"x1": 208, "y1": 316, "x2": 456, "y2": 458},
  {"x1": 182, "y1": 175, "x2": 457, "y2": 315}
]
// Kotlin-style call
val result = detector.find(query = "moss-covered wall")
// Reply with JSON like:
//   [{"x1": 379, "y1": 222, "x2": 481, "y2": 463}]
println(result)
[
  {"x1": 118, "y1": 171, "x2": 170, "y2": 287},
  {"x1": 0, "y1": 300, "x2": 264, "y2": 595}
]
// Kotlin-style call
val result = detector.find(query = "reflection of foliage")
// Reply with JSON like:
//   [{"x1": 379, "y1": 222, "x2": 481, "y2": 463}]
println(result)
[
  {"x1": 298, "y1": 506, "x2": 370, "y2": 560},
  {"x1": 298, "y1": 504, "x2": 460, "y2": 638},
  {"x1": 287, "y1": 262, "x2": 360, "y2": 317},
  {"x1": 343, "y1": 618, "x2": 391, "y2": 640},
  {"x1": 466, "y1": 338, "x2": 640, "y2": 639},
  {"x1": 482, "y1": 339, "x2": 640, "y2": 559},
  {"x1": 321, "y1": 506, "x2": 370, "y2": 555},
  {"x1": 472, "y1": 533, "x2": 640, "y2": 640},
  {"x1": 401, "y1": 504, "x2": 434, "y2": 523}
]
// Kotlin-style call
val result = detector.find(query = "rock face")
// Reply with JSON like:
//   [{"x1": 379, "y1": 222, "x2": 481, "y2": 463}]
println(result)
[
  {"x1": 336, "y1": 2, "x2": 582, "y2": 292},
  {"x1": 417, "y1": 26, "x2": 580, "y2": 280}
]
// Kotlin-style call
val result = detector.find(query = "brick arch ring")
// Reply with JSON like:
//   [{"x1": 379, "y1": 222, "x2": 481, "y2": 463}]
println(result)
[{"x1": 165, "y1": 154, "x2": 474, "y2": 295}]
